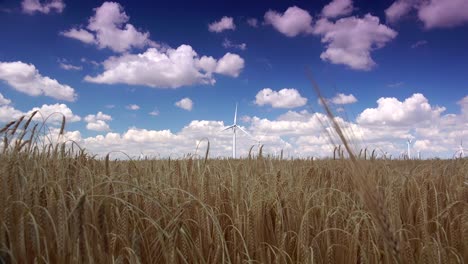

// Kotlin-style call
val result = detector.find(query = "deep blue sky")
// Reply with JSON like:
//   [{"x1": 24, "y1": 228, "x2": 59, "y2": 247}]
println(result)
[{"x1": 0, "y1": 0, "x2": 467, "y2": 158}]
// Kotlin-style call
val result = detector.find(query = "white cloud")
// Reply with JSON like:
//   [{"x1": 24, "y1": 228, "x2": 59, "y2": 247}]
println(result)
[
  {"x1": 385, "y1": 0, "x2": 414, "y2": 23},
  {"x1": 458, "y1": 95, "x2": 468, "y2": 119},
  {"x1": 0, "y1": 61, "x2": 77, "y2": 101},
  {"x1": 385, "y1": 0, "x2": 468, "y2": 29},
  {"x1": 0, "y1": 105, "x2": 23, "y2": 123},
  {"x1": 85, "y1": 45, "x2": 244, "y2": 88},
  {"x1": 0, "y1": 93, "x2": 23, "y2": 122},
  {"x1": 418, "y1": 0, "x2": 468, "y2": 28},
  {"x1": 0, "y1": 93, "x2": 11, "y2": 106},
  {"x1": 59, "y1": 60, "x2": 82, "y2": 71},
  {"x1": 62, "y1": 1, "x2": 156, "y2": 52},
  {"x1": 413, "y1": 139, "x2": 431, "y2": 150},
  {"x1": 330, "y1": 93, "x2": 357, "y2": 104},
  {"x1": 60, "y1": 28, "x2": 96, "y2": 44},
  {"x1": 222, "y1": 38, "x2": 247, "y2": 50},
  {"x1": 196, "y1": 56, "x2": 217, "y2": 73},
  {"x1": 126, "y1": 104, "x2": 140, "y2": 110},
  {"x1": 322, "y1": 0, "x2": 354, "y2": 18},
  {"x1": 84, "y1": 111, "x2": 112, "y2": 131},
  {"x1": 81, "y1": 57, "x2": 100, "y2": 66},
  {"x1": 255, "y1": 88, "x2": 307, "y2": 108},
  {"x1": 264, "y1": 6, "x2": 314, "y2": 37},
  {"x1": 248, "y1": 111, "x2": 325, "y2": 136},
  {"x1": 247, "y1": 18, "x2": 259, "y2": 27},
  {"x1": 215, "y1": 53, "x2": 245, "y2": 77},
  {"x1": 208, "y1": 16, "x2": 236, "y2": 33},
  {"x1": 22, "y1": 0, "x2": 64, "y2": 14},
  {"x1": 149, "y1": 110, "x2": 159, "y2": 116},
  {"x1": 27, "y1": 103, "x2": 81, "y2": 124},
  {"x1": 313, "y1": 15, "x2": 397, "y2": 70},
  {"x1": 34, "y1": 93, "x2": 467, "y2": 159},
  {"x1": 175, "y1": 98, "x2": 193, "y2": 111},
  {"x1": 57, "y1": 120, "x2": 261, "y2": 158},
  {"x1": 86, "y1": 120, "x2": 110, "y2": 131},
  {"x1": 357, "y1": 93, "x2": 445, "y2": 126}
]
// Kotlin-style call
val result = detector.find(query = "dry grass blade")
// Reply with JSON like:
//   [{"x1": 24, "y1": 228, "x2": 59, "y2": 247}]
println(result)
[{"x1": 0, "y1": 120, "x2": 16, "y2": 134}]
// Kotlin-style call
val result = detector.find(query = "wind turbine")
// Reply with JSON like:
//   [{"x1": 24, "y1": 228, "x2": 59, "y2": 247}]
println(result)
[
  {"x1": 407, "y1": 138, "x2": 413, "y2": 159},
  {"x1": 455, "y1": 140, "x2": 465, "y2": 158},
  {"x1": 222, "y1": 103, "x2": 252, "y2": 158}
]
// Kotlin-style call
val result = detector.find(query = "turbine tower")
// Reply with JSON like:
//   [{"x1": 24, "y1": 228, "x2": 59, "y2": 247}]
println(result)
[
  {"x1": 407, "y1": 138, "x2": 412, "y2": 159},
  {"x1": 457, "y1": 140, "x2": 465, "y2": 158},
  {"x1": 223, "y1": 103, "x2": 252, "y2": 158}
]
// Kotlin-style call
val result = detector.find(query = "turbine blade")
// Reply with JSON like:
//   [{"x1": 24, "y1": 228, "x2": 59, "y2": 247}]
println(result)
[
  {"x1": 222, "y1": 125, "x2": 235, "y2": 131},
  {"x1": 237, "y1": 126, "x2": 254, "y2": 138},
  {"x1": 234, "y1": 103, "x2": 238, "y2": 125}
]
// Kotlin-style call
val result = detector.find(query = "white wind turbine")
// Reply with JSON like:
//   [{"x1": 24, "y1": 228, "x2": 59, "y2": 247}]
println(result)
[
  {"x1": 407, "y1": 138, "x2": 413, "y2": 159},
  {"x1": 455, "y1": 140, "x2": 466, "y2": 158},
  {"x1": 222, "y1": 103, "x2": 252, "y2": 158}
]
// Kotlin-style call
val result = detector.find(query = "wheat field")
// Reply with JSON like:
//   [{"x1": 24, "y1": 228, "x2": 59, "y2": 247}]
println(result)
[{"x1": 0, "y1": 114, "x2": 467, "y2": 264}]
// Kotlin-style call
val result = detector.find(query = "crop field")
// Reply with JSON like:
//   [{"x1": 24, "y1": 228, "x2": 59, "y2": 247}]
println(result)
[{"x1": 0, "y1": 115, "x2": 467, "y2": 264}]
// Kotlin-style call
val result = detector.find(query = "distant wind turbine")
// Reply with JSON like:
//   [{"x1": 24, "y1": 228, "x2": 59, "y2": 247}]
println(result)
[
  {"x1": 222, "y1": 103, "x2": 252, "y2": 158},
  {"x1": 455, "y1": 140, "x2": 466, "y2": 158},
  {"x1": 407, "y1": 138, "x2": 413, "y2": 159}
]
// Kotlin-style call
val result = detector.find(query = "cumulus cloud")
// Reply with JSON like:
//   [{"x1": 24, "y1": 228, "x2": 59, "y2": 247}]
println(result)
[
  {"x1": 29, "y1": 93, "x2": 465, "y2": 159},
  {"x1": 126, "y1": 104, "x2": 140, "y2": 110},
  {"x1": 27, "y1": 103, "x2": 81, "y2": 124},
  {"x1": 61, "y1": 1, "x2": 156, "y2": 52},
  {"x1": 215, "y1": 53, "x2": 245, "y2": 77},
  {"x1": 149, "y1": 110, "x2": 159, "y2": 116},
  {"x1": 385, "y1": 0, "x2": 414, "y2": 23},
  {"x1": 418, "y1": 0, "x2": 468, "y2": 28},
  {"x1": 0, "y1": 61, "x2": 77, "y2": 101},
  {"x1": 330, "y1": 93, "x2": 357, "y2": 104},
  {"x1": 54, "y1": 119, "x2": 265, "y2": 158},
  {"x1": 313, "y1": 15, "x2": 397, "y2": 70},
  {"x1": 0, "y1": 93, "x2": 23, "y2": 122},
  {"x1": 255, "y1": 88, "x2": 308, "y2": 108},
  {"x1": 458, "y1": 95, "x2": 468, "y2": 119},
  {"x1": 0, "y1": 93, "x2": 11, "y2": 106},
  {"x1": 357, "y1": 93, "x2": 445, "y2": 126},
  {"x1": 413, "y1": 139, "x2": 431, "y2": 151},
  {"x1": 322, "y1": 0, "x2": 354, "y2": 18},
  {"x1": 85, "y1": 45, "x2": 244, "y2": 88},
  {"x1": 264, "y1": 6, "x2": 314, "y2": 37},
  {"x1": 385, "y1": 0, "x2": 468, "y2": 28},
  {"x1": 60, "y1": 28, "x2": 96, "y2": 44},
  {"x1": 84, "y1": 111, "x2": 112, "y2": 131},
  {"x1": 22, "y1": 0, "x2": 64, "y2": 14},
  {"x1": 175, "y1": 98, "x2": 193, "y2": 111},
  {"x1": 208, "y1": 16, "x2": 236, "y2": 32},
  {"x1": 222, "y1": 38, "x2": 247, "y2": 50}
]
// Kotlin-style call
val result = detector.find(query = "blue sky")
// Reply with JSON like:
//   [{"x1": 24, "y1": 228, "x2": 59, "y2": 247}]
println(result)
[{"x1": 0, "y1": 0, "x2": 467, "y2": 158}]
